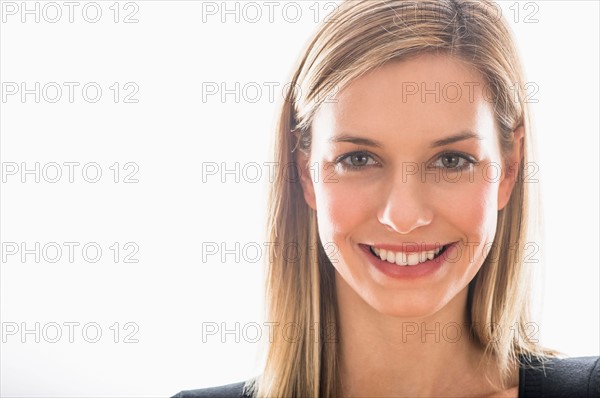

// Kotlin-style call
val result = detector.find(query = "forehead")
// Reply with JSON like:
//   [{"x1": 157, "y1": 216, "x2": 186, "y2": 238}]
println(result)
[{"x1": 312, "y1": 53, "x2": 496, "y2": 143}]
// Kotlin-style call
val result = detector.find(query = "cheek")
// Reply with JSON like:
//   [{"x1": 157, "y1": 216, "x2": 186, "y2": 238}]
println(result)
[
  {"x1": 433, "y1": 172, "x2": 500, "y2": 264},
  {"x1": 312, "y1": 166, "x2": 501, "y2": 252},
  {"x1": 313, "y1": 179, "x2": 370, "y2": 240},
  {"x1": 442, "y1": 181, "x2": 497, "y2": 230}
]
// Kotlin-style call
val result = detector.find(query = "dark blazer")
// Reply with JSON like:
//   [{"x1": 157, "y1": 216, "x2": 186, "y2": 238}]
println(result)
[
  {"x1": 172, "y1": 355, "x2": 600, "y2": 397},
  {"x1": 172, "y1": 381, "x2": 250, "y2": 398}
]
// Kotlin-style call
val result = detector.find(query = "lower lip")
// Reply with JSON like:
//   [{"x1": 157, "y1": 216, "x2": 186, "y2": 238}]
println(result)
[{"x1": 359, "y1": 242, "x2": 458, "y2": 280}]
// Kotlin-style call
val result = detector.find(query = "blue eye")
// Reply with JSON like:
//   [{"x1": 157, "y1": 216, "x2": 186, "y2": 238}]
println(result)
[
  {"x1": 432, "y1": 152, "x2": 478, "y2": 170},
  {"x1": 334, "y1": 151, "x2": 379, "y2": 171}
]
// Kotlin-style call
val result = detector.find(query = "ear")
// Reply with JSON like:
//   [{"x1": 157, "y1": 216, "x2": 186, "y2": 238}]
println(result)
[
  {"x1": 498, "y1": 126, "x2": 525, "y2": 211},
  {"x1": 296, "y1": 149, "x2": 317, "y2": 211}
]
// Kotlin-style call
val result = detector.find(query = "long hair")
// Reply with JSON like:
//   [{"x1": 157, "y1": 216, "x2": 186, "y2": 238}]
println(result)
[{"x1": 246, "y1": 1, "x2": 560, "y2": 396}]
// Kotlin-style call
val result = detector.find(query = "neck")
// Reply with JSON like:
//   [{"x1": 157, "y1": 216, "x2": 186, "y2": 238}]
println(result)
[{"x1": 335, "y1": 272, "x2": 510, "y2": 397}]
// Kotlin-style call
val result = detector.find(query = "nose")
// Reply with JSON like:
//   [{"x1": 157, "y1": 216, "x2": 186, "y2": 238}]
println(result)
[{"x1": 377, "y1": 174, "x2": 434, "y2": 234}]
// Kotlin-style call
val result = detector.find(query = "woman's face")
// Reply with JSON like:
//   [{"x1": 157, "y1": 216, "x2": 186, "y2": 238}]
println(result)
[{"x1": 298, "y1": 53, "x2": 523, "y2": 318}]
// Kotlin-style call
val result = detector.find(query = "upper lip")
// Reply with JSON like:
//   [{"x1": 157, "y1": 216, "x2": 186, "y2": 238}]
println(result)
[{"x1": 365, "y1": 242, "x2": 452, "y2": 253}]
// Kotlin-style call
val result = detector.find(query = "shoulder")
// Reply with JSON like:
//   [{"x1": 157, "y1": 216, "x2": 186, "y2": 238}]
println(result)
[
  {"x1": 519, "y1": 355, "x2": 600, "y2": 397},
  {"x1": 171, "y1": 381, "x2": 252, "y2": 398}
]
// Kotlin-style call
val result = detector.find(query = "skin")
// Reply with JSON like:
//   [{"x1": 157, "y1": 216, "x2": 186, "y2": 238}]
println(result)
[{"x1": 297, "y1": 53, "x2": 524, "y2": 397}]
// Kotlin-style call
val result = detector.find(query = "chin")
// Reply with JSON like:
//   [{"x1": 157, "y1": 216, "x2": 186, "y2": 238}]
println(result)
[
  {"x1": 366, "y1": 291, "x2": 451, "y2": 320},
  {"x1": 336, "y1": 272, "x2": 454, "y2": 320}
]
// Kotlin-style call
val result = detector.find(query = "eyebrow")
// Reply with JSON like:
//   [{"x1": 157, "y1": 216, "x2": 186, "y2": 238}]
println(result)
[
  {"x1": 328, "y1": 135, "x2": 383, "y2": 148},
  {"x1": 328, "y1": 130, "x2": 482, "y2": 148},
  {"x1": 430, "y1": 131, "x2": 482, "y2": 148}
]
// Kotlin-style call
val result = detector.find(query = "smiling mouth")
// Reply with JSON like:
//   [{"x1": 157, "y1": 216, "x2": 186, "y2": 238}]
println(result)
[{"x1": 367, "y1": 244, "x2": 450, "y2": 266}]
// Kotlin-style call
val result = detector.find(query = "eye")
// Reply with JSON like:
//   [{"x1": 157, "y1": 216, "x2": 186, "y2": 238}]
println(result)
[
  {"x1": 334, "y1": 151, "x2": 379, "y2": 171},
  {"x1": 431, "y1": 152, "x2": 478, "y2": 170}
]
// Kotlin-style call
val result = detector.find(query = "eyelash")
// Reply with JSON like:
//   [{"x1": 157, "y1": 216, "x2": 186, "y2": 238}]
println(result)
[
  {"x1": 430, "y1": 152, "x2": 479, "y2": 170},
  {"x1": 334, "y1": 151, "x2": 479, "y2": 172},
  {"x1": 334, "y1": 151, "x2": 380, "y2": 171}
]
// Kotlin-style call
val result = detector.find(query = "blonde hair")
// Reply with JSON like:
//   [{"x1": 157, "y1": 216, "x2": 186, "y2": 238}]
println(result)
[{"x1": 246, "y1": 1, "x2": 560, "y2": 396}]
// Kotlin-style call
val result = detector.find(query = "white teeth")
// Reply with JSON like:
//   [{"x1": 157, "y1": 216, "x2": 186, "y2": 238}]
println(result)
[
  {"x1": 386, "y1": 250, "x2": 395, "y2": 263},
  {"x1": 371, "y1": 244, "x2": 445, "y2": 266},
  {"x1": 407, "y1": 253, "x2": 421, "y2": 266},
  {"x1": 395, "y1": 253, "x2": 405, "y2": 266}
]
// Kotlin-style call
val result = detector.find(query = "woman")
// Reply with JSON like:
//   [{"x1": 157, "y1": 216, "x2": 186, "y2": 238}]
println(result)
[{"x1": 174, "y1": 0, "x2": 599, "y2": 396}]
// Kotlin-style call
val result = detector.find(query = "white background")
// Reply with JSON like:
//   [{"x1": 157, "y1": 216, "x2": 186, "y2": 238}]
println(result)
[{"x1": 0, "y1": 1, "x2": 598, "y2": 396}]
